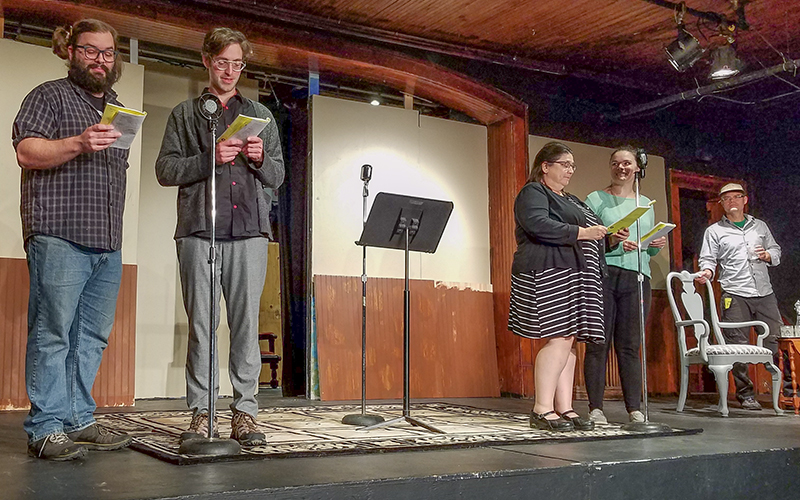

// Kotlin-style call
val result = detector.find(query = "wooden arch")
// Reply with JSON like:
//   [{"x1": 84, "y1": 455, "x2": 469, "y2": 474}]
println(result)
[{"x1": 4, "y1": 0, "x2": 532, "y2": 396}]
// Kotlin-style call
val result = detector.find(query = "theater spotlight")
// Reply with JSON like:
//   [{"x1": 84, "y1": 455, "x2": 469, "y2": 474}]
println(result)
[
  {"x1": 709, "y1": 44, "x2": 743, "y2": 79},
  {"x1": 665, "y1": 24, "x2": 705, "y2": 72}
]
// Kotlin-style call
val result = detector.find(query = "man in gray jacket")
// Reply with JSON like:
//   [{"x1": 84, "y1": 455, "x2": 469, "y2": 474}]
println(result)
[
  {"x1": 156, "y1": 27, "x2": 284, "y2": 446},
  {"x1": 696, "y1": 183, "x2": 782, "y2": 411}
]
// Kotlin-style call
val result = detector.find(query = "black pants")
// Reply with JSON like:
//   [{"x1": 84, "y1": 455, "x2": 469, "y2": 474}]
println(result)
[
  {"x1": 585, "y1": 266, "x2": 650, "y2": 412},
  {"x1": 719, "y1": 292, "x2": 782, "y2": 401}
]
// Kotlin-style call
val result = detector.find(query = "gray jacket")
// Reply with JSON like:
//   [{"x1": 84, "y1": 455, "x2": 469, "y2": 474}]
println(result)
[
  {"x1": 155, "y1": 95, "x2": 284, "y2": 239},
  {"x1": 699, "y1": 214, "x2": 781, "y2": 297}
]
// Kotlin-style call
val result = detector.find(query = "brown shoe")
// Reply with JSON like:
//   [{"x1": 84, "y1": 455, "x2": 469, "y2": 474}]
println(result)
[
  {"x1": 180, "y1": 412, "x2": 219, "y2": 443},
  {"x1": 28, "y1": 432, "x2": 87, "y2": 461},
  {"x1": 67, "y1": 423, "x2": 132, "y2": 451},
  {"x1": 230, "y1": 411, "x2": 266, "y2": 447}
]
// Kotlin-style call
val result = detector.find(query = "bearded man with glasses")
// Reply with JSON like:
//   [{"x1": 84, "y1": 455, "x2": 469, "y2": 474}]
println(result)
[
  {"x1": 156, "y1": 27, "x2": 284, "y2": 447},
  {"x1": 12, "y1": 18, "x2": 132, "y2": 461},
  {"x1": 695, "y1": 183, "x2": 786, "y2": 411}
]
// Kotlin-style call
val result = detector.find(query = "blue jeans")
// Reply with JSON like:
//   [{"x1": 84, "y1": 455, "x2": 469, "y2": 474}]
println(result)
[{"x1": 24, "y1": 235, "x2": 122, "y2": 444}]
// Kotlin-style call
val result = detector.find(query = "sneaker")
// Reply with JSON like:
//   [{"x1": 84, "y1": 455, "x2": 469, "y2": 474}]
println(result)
[
  {"x1": 180, "y1": 412, "x2": 219, "y2": 443},
  {"x1": 629, "y1": 410, "x2": 645, "y2": 423},
  {"x1": 67, "y1": 423, "x2": 132, "y2": 451},
  {"x1": 28, "y1": 432, "x2": 87, "y2": 461},
  {"x1": 230, "y1": 411, "x2": 266, "y2": 447},
  {"x1": 740, "y1": 397, "x2": 762, "y2": 411},
  {"x1": 588, "y1": 409, "x2": 608, "y2": 424}
]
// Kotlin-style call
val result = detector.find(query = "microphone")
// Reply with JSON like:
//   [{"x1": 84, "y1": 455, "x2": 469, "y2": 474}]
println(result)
[
  {"x1": 360, "y1": 164, "x2": 372, "y2": 182},
  {"x1": 635, "y1": 148, "x2": 648, "y2": 179},
  {"x1": 197, "y1": 93, "x2": 223, "y2": 122}
]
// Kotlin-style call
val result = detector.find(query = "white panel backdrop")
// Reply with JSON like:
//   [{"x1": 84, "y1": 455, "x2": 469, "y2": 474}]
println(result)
[{"x1": 310, "y1": 95, "x2": 492, "y2": 286}]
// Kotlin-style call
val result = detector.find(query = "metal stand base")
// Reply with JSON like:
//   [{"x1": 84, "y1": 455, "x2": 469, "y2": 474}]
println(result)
[
  {"x1": 358, "y1": 415, "x2": 444, "y2": 434},
  {"x1": 342, "y1": 413, "x2": 385, "y2": 426},
  {"x1": 178, "y1": 437, "x2": 241, "y2": 456},
  {"x1": 620, "y1": 421, "x2": 672, "y2": 433}
]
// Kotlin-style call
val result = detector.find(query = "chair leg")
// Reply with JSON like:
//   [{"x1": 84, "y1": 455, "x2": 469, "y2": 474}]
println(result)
[
  {"x1": 764, "y1": 361, "x2": 784, "y2": 416},
  {"x1": 677, "y1": 364, "x2": 690, "y2": 412},
  {"x1": 708, "y1": 364, "x2": 732, "y2": 417}
]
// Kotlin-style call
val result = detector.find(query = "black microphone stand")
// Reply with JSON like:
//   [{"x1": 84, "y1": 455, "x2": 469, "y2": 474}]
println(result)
[
  {"x1": 622, "y1": 159, "x2": 671, "y2": 433},
  {"x1": 179, "y1": 95, "x2": 242, "y2": 456},
  {"x1": 343, "y1": 165, "x2": 385, "y2": 426}
]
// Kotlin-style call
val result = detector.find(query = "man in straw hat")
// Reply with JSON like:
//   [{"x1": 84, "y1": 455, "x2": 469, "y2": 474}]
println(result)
[{"x1": 696, "y1": 183, "x2": 784, "y2": 411}]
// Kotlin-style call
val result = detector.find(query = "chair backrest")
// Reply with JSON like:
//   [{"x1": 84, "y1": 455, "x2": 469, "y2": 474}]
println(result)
[
  {"x1": 666, "y1": 270, "x2": 709, "y2": 353},
  {"x1": 697, "y1": 278, "x2": 728, "y2": 345}
]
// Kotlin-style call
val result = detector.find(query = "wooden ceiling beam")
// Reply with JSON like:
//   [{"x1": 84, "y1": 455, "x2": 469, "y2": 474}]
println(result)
[{"x1": 4, "y1": 0, "x2": 527, "y2": 125}]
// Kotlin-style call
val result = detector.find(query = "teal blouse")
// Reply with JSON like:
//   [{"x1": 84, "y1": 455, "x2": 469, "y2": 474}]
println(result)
[{"x1": 585, "y1": 190, "x2": 661, "y2": 278}]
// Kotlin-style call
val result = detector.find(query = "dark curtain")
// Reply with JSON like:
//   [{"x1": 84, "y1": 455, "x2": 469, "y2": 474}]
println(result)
[{"x1": 265, "y1": 96, "x2": 309, "y2": 397}]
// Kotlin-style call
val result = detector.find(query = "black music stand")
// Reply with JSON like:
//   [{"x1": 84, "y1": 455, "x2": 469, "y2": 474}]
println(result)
[{"x1": 356, "y1": 192, "x2": 453, "y2": 434}]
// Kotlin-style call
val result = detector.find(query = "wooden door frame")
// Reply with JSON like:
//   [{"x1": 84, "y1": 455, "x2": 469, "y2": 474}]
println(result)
[{"x1": 667, "y1": 169, "x2": 748, "y2": 271}]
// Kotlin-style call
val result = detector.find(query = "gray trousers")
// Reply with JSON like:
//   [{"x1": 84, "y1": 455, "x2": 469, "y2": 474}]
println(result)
[
  {"x1": 177, "y1": 236, "x2": 269, "y2": 417},
  {"x1": 719, "y1": 292, "x2": 781, "y2": 401}
]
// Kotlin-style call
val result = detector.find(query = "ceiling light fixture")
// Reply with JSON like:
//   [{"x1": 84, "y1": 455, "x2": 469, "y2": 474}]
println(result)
[
  {"x1": 709, "y1": 43, "x2": 743, "y2": 79},
  {"x1": 370, "y1": 99, "x2": 380, "y2": 106},
  {"x1": 665, "y1": 24, "x2": 705, "y2": 72}
]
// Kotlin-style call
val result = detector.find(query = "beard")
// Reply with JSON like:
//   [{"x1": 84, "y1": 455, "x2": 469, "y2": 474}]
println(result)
[{"x1": 68, "y1": 57, "x2": 121, "y2": 95}]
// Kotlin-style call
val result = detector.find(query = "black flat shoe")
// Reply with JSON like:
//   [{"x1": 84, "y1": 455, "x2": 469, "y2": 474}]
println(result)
[
  {"x1": 557, "y1": 410, "x2": 595, "y2": 431},
  {"x1": 530, "y1": 410, "x2": 574, "y2": 432}
]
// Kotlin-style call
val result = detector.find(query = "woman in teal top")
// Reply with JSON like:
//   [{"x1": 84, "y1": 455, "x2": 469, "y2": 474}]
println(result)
[{"x1": 583, "y1": 146, "x2": 666, "y2": 424}]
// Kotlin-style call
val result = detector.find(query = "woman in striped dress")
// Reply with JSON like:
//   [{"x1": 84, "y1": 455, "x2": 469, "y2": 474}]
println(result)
[{"x1": 509, "y1": 142, "x2": 626, "y2": 432}]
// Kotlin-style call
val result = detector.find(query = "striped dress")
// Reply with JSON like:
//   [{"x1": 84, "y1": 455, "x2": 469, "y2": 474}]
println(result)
[{"x1": 508, "y1": 197, "x2": 605, "y2": 343}]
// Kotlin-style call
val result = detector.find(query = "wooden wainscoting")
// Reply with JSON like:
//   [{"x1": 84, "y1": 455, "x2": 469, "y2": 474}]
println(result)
[
  {"x1": 314, "y1": 275, "x2": 500, "y2": 400},
  {"x1": 0, "y1": 257, "x2": 137, "y2": 410}
]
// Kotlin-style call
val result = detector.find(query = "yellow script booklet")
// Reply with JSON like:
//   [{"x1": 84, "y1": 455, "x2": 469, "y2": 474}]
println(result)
[
  {"x1": 99, "y1": 103, "x2": 147, "y2": 150},
  {"x1": 607, "y1": 199, "x2": 657, "y2": 233},
  {"x1": 218, "y1": 114, "x2": 270, "y2": 143},
  {"x1": 639, "y1": 222, "x2": 676, "y2": 247}
]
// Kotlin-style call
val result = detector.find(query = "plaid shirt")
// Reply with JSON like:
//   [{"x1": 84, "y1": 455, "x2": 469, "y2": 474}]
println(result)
[{"x1": 12, "y1": 78, "x2": 129, "y2": 251}]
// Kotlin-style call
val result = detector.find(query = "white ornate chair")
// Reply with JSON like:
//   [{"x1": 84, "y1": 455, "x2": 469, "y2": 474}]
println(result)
[{"x1": 666, "y1": 270, "x2": 782, "y2": 416}]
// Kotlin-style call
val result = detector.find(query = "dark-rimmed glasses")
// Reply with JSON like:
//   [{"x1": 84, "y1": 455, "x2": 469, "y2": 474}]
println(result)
[{"x1": 74, "y1": 44, "x2": 118, "y2": 62}]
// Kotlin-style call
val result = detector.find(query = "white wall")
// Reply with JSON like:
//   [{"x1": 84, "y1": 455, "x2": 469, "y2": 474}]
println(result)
[
  {"x1": 311, "y1": 95, "x2": 492, "y2": 285},
  {"x1": 528, "y1": 136, "x2": 670, "y2": 288},
  {"x1": 0, "y1": 39, "x2": 143, "y2": 263}
]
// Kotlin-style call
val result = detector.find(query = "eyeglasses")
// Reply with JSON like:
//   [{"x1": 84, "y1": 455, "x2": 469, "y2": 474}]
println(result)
[
  {"x1": 719, "y1": 194, "x2": 746, "y2": 203},
  {"x1": 547, "y1": 160, "x2": 577, "y2": 171},
  {"x1": 212, "y1": 58, "x2": 247, "y2": 72},
  {"x1": 74, "y1": 44, "x2": 118, "y2": 62}
]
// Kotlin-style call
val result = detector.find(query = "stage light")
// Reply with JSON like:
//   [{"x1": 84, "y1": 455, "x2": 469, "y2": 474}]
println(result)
[
  {"x1": 709, "y1": 44, "x2": 743, "y2": 79},
  {"x1": 665, "y1": 24, "x2": 705, "y2": 72}
]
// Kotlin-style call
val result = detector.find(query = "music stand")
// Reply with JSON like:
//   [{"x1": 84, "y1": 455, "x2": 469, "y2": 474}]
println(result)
[{"x1": 356, "y1": 192, "x2": 453, "y2": 434}]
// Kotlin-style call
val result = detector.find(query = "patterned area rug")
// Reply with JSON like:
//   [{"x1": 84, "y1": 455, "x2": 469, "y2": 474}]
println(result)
[{"x1": 95, "y1": 403, "x2": 702, "y2": 465}]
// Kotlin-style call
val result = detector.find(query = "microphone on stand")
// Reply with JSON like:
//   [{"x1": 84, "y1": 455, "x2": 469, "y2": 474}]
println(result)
[
  {"x1": 361, "y1": 164, "x2": 372, "y2": 204},
  {"x1": 197, "y1": 93, "x2": 223, "y2": 127},
  {"x1": 635, "y1": 148, "x2": 648, "y2": 179},
  {"x1": 360, "y1": 164, "x2": 373, "y2": 182},
  {"x1": 341, "y1": 163, "x2": 386, "y2": 426}
]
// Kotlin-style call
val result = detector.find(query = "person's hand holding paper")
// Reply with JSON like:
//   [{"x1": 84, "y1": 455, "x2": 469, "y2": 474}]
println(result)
[{"x1": 244, "y1": 136, "x2": 263, "y2": 163}]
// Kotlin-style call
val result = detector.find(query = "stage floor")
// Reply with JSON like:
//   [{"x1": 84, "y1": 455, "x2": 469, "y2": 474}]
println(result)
[{"x1": 1, "y1": 392, "x2": 798, "y2": 500}]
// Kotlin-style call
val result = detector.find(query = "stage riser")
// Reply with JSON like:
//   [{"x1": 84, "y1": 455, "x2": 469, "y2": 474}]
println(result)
[{"x1": 193, "y1": 448, "x2": 800, "y2": 500}]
